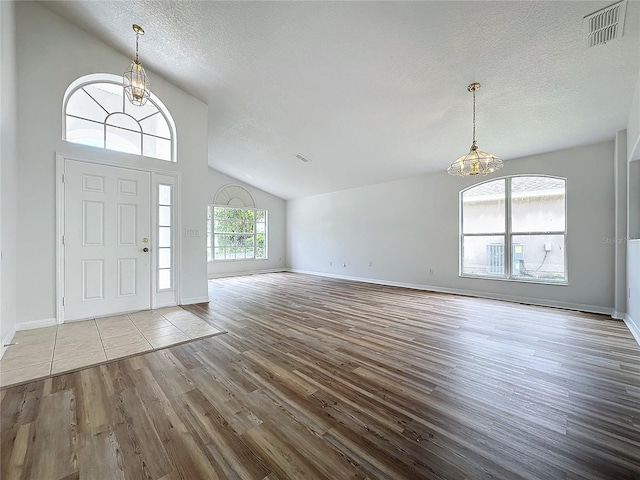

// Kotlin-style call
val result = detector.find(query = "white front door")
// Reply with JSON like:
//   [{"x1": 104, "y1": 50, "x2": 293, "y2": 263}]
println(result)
[{"x1": 63, "y1": 160, "x2": 151, "y2": 321}]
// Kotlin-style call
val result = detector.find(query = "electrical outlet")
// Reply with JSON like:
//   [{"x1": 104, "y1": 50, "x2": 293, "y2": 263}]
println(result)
[{"x1": 343, "y1": 263, "x2": 346, "y2": 267}]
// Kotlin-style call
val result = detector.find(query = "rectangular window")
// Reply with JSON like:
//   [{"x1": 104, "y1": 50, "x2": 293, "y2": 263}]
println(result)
[
  {"x1": 460, "y1": 176, "x2": 566, "y2": 284},
  {"x1": 207, "y1": 206, "x2": 268, "y2": 262},
  {"x1": 158, "y1": 184, "x2": 172, "y2": 290}
]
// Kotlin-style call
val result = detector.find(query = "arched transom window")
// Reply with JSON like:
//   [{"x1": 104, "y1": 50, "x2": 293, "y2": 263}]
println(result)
[{"x1": 63, "y1": 73, "x2": 176, "y2": 161}]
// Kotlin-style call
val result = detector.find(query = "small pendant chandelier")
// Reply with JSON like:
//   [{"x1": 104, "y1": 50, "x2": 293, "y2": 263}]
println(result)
[
  {"x1": 123, "y1": 24, "x2": 150, "y2": 106},
  {"x1": 447, "y1": 83, "x2": 503, "y2": 177}
]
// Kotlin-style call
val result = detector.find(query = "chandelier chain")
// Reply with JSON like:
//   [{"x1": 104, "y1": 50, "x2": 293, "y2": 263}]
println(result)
[
  {"x1": 472, "y1": 87, "x2": 476, "y2": 145},
  {"x1": 135, "y1": 32, "x2": 139, "y2": 63}
]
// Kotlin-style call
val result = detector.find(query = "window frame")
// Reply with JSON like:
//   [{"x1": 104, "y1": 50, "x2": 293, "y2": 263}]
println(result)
[
  {"x1": 62, "y1": 73, "x2": 177, "y2": 162},
  {"x1": 207, "y1": 205, "x2": 268, "y2": 262},
  {"x1": 459, "y1": 175, "x2": 568, "y2": 285}
]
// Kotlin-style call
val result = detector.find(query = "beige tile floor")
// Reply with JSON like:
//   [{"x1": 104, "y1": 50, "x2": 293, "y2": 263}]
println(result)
[{"x1": 0, "y1": 307, "x2": 224, "y2": 388}]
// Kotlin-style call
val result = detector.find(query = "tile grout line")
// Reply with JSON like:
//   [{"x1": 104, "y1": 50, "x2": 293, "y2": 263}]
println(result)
[
  {"x1": 135, "y1": 310, "x2": 188, "y2": 348},
  {"x1": 94, "y1": 318, "x2": 108, "y2": 361},
  {"x1": 49, "y1": 324, "x2": 60, "y2": 375},
  {"x1": 131, "y1": 309, "x2": 164, "y2": 350},
  {"x1": 162, "y1": 311, "x2": 195, "y2": 340},
  {"x1": 127, "y1": 313, "x2": 155, "y2": 353}
]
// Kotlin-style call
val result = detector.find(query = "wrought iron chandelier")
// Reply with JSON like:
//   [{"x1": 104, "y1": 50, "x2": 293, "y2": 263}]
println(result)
[
  {"x1": 447, "y1": 83, "x2": 503, "y2": 177},
  {"x1": 123, "y1": 24, "x2": 150, "y2": 106}
]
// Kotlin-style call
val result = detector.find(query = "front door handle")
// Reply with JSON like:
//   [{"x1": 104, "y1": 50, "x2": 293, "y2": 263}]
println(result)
[{"x1": 143, "y1": 247, "x2": 149, "y2": 253}]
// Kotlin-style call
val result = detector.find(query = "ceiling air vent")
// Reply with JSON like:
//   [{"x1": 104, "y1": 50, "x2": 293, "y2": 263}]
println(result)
[
  {"x1": 295, "y1": 153, "x2": 311, "y2": 163},
  {"x1": 584, "y1": 0, "x2": 627, "y2": 48}
]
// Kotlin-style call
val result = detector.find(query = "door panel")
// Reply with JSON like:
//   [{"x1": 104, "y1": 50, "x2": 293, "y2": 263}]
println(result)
[{"x1": 64, "y1": 160, "x2": 151, "y2": 321}]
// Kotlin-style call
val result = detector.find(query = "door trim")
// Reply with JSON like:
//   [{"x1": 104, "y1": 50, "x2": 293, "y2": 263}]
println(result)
[{"x1": 55, "y1": 153, "x2": 181, "y2": 324}]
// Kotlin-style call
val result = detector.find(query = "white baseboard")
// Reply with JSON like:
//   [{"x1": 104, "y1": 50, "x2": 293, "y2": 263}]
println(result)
[
  {"x1": 612, "y1": 310, "x2": 626, "y2": 320},
  {"x1": 15, "y1": 318, "x2": 57, "y2": 331},
  {"x1": 180, "y1": 296, "x2": 210, "y2": 305},
  {"x1": 208, "y1": 268, "x2": 287, "y2": 279},
  {"x1": 624, "y1": 314, "x2": 640, "y2": 347},
  {"x1": 288, "y1": 269, "x2": 614, "y2": 316},
  {"x1": 1, "y1": 327, "x2": 17, "y2": 360}
]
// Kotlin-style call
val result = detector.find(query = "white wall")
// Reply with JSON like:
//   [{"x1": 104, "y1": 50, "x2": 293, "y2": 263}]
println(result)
[
  {"x1": 14, "y1": 2, "x2": 209, "y2": 327},
  {"x1": 629, "y1": 69, "x2": 640, "y2": 239},
  {"x1": 625, "y1": 69, "x2": 640, "y2": 343},
  {"x1": 628, "y1": 70, "x2": 640, "y2": 163},
  {"x1": 1, "y1": 0, "x2": 18, "y2": 350},
  {"x1": 207, "y1": 168, "x2": 286, "y2": 277},
  {"x1": 287, "y1": 141, "x2": 616, "y2": 313},
  {"x1": 626, "y1": 240, "x2": 640, "y2": 344}
]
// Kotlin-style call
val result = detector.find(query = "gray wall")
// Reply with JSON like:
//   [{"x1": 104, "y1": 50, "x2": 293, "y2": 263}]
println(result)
[
  {"x1": 287, "y1": 141, "x2": 616, "y2": 313},
  {"x1": 1, "y1": 1, "x2": 18, "y2": 347},
  {"x1": 207, "y1": 168, "x2": 286, "y2": 277}
]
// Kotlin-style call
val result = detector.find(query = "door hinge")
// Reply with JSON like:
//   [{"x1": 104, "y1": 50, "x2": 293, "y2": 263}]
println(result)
[
  {"x1": 62, "y1": 235, "x2": 65, "y2": 245},
  {"x1": 62, "y1": 173, "x2": 65, "y2": 183},
  {"x1": 62, "y1": 296, "x2": 65, "y2": 306}
]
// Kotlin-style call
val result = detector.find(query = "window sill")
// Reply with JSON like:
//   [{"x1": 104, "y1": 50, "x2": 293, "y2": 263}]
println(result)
[{"x1": 460, "y1": 274, "x2": 568, "y2": 286}]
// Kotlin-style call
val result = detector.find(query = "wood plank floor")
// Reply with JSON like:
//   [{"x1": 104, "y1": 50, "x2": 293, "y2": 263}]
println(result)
[{"x1": 2, "y1": 272, "x2": 639, "y2": 479}]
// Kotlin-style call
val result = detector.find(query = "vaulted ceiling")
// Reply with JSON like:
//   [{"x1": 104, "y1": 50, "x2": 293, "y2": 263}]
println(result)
[{"x1": 44, "y1": 1, "x2": 640, "y2": 199}]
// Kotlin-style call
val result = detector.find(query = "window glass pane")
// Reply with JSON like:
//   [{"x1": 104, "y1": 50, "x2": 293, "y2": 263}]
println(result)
[
  {"x1": 158, "y1": 247, "x2": 171, "y2": 269},
  {"x1": 140, "y1": 113, "x2": 171, "y2": 139},
  {"x1": 159, "y1": 206, "x2": 171, "y2": 227},
  {"x1": 256, "y1": 210, "x2": 265, "y2": 222},
  {"x1": 66, "y1": 116, "x2": 105, "y2": 149},
  {"x1": 65, "y1": 79, "x2": 174, "y2": 162},
  {"x1": 211, "y1": 206, "x2": 268, "y2": 261},
  {"x1": 511, "y1": 177, "x2": 566, "y2": 233},
  {"x1": 511, "y1": 234, "x2": 565, "y2": 282},
  {"x1": 125, "y1": 99, "x2": 159, "y2": 121},
  {"x1": 462, "y1": 235, "x2": 506, "y2": 276},
  {"x1": 462, "y1": 179, "x2": 505, "y2": 234},
  {"x1": 83, "y1": 83, "x2": 123, "y2": 113},
  {"x1": 66, "y1": 89, "x2": 107, "y2": 122},
  {"x1": 106, "y1": 113, "x2": 141, "y2": 131},
  {"x1": 142, "y1": 135, "x2": 171, "y2": 161},
  {"x1": 158, "y1": 185, "x2": 171, "y2": 206},
  {"x1": 158, "y1": 227, "x2": 171, "y2": 247},
  {"x1": 158, "y1": 269, "x2": 171, "y2": 290},
  {"x1": 106, "y1": 125, "x2": 141, "y2": 155}
]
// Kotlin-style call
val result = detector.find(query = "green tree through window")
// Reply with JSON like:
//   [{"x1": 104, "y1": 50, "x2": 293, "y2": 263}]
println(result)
[{"x1": 207, "y1": 206, "x2": 267, "y2": 261}]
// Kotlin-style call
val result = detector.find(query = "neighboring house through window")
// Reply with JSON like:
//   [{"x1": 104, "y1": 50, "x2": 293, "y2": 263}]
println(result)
[
  {"x1": 460, "y1": 175, "x2": 567, "y2": 283},
  {"x1": 63, "y1": 73, "x2": 176, "y2": 161},
  {"x1": 207, "y1": 185, "x2": 268, "y2": 262}
]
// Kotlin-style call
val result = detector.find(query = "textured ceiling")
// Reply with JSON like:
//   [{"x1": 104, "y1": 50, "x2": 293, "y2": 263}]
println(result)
[{"x1": 43, "y1": 1, "x2": 640, "y2": 200}]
